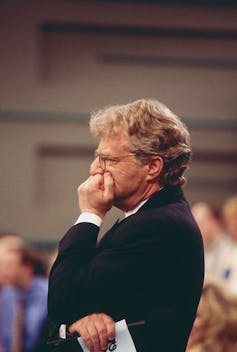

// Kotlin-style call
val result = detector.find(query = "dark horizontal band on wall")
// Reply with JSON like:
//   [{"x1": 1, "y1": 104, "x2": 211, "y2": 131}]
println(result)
[
  {"x1": 188, "y1": 178, "x2": 237, "y2": 190},
  {"x1": 99, "y1": 53, "x2": 237, "y2": 70},
  {"x1": 37, "y1": 144, "x2": 95, "y2": 158},
  {"x1": 92, "y1": 0, "x2": 237, "y2": 6},
  {"x1": 25, "y1": 238, "x2": 57, "y2": 250},
  {"x1": 0, "y1": 109, "x2": 89, "y2": 125},
  {"x1": 41, "y1": 22, "x2": 237, "y2": 39},
  {"x1": 192, "y1": 150, "x2": 237, "y2": 163},
  {"x1": 1, "y1": 109, "x2": 236, "y2": 130}
]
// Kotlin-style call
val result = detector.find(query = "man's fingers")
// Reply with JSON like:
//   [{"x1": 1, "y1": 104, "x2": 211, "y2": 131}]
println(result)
[
  {"x1": 78, "y1": 172, "x2": 114, "y2": 218},
  {"x1": 102, "y1": 313, "x2": 115, "y2": 340},
  {"x1": 79, "y1": 174, "x2": 103, "y2": 191},
  {"x1": 86, "y1": 321, "x2": 101, "y2": 352},
  {"x1": 93, "y1": 317, "x2": 109, "y2": 351},
  {"x1": 70, "y1": 322, "x2": 95, "y2": 352},
  {"x1": 69, "y1": 313, "x2": 115, "y2": 352},
  {"x1": 103, "y1": 172, "x2": 114, "y2": 201},
  {"x1": 68, "y1": 321, "x2": 77, "y2": 334},
  {"x1": 93, "y1": 313, "x2": 115, "y2": 351}
]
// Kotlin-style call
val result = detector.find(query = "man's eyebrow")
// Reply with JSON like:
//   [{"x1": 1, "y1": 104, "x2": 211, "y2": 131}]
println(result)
[
  {"x1": 94, "y1": 149, "x2": 103, "y2": 155},
  {"x1": 95, "y1": 150, "x2": 110, "y2": 156}
]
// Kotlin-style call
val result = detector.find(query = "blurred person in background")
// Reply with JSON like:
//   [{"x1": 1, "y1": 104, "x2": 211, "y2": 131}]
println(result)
[
  {"x1": 0, "y1": 233, "x2": 23, "y2": 352},
  {"x1": 186, "y1": 279, "x2": 237, "y2": 352},
  {"x1": 191, "y1": 202, "x2": 229, "y2": 280},
  {"x1": 221, "y1": 195, "x2": 237, "y2": 294},
  {"x1": 0, "y1": 233, "x2": 23, "y2": 253},
  {"x1": 0, "y1": 245, "x2": 48, "y2": 352},
  {"x1": 46, "y1": 248, "x2": 58, "y2": 277}
]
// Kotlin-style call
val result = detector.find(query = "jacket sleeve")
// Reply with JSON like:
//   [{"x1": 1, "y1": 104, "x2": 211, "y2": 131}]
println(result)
[
  {"x1": 48, "y1": 222, "x2": 100, "y2": 323},
  {"x1": 47, "y1": 219, "x2": 164, "y2": 325}
]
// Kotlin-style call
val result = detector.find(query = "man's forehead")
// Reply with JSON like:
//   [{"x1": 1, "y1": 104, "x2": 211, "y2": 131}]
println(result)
[{"x1": 96, "y1": 133, "x2": 129, "y2": 154}]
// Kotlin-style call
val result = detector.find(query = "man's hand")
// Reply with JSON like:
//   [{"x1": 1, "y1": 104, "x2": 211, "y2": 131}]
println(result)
[
  {"x1": 68, "y1": 313, "x2": 115, "y2": 352},
  {"x1": 78, "y1": 172, "x2": 114, "y2": 219}
]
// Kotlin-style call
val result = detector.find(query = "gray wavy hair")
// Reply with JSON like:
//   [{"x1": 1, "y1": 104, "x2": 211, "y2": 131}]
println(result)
[{"x1": 90, "y1": 98, "x2": 191, "y2": 187}]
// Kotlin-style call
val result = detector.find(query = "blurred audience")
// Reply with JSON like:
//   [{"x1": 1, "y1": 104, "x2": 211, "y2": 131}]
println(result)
[
  {"x1": 186, "y1": 279, "x2": 237, "y2": 352},
  {"x1": 221, "y1": 195, "x2": 237, "y2": 294},
  {"x1": 191, "y1": 202, "x2": 228, "y2": 280},
  {"x1": 189, "y1": 197, "x2": 237, "y2": 352},
  {"x1": 46, "y1": 248, "x2": 58, "y2": 277},
  {"x1": 0, "y1": 233, "x2": 23, "y2": 352},
  {"x1": 0, "y1": 233, "x2": 23, "y2": 255},
  {"x1": 0, "y1": 233, "x2": 48, "y2": 352}
]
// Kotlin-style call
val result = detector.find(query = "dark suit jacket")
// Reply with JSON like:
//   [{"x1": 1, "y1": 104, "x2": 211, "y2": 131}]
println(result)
[{"x1": 47, "y1": 186, "x2": 204, "y2": 352}]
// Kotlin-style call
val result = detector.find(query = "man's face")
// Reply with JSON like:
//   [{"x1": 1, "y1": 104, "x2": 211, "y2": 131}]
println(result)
[
  {"x1": 0, "y1": 250, "x2": 21, "y2": 286},
  {"x1": 90, "y1": 129, "x2": 149, "y2": 211}
]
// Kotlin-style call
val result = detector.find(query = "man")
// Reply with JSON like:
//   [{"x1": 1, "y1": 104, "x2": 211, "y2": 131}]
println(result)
[
  {"x1": 0, "y1": 246, "x2": 48, "y2": 352},
  {"x1": 0, "y1": 233, "x2": 23, "y2": 352},
  {"x1": 48, "y1": 99, "x2": 204, "y2": 352}
]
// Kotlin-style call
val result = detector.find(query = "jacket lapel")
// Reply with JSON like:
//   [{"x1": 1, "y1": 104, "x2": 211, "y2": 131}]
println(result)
[{"x1": 97, "y1": 186, "x2": 183, "y2": 249}]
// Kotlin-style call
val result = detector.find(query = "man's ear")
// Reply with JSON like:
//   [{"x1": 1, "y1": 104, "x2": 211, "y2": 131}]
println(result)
[{"x1": 146, "y1": 156, "x2": 163, "y2": 181}]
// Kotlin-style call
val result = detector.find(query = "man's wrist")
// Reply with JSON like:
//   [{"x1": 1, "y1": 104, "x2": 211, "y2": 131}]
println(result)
[{"x1": 75, "y1": 212, "x2": 103, "y2": 227}]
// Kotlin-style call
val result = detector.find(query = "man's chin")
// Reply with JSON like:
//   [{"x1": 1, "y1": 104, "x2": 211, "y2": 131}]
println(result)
[
  {"x1": 113, "y1": 196, "x2": 132, "y2": 213},
  {"x1": 113, "y1": 197, "x2": 125, "y2": 210}
]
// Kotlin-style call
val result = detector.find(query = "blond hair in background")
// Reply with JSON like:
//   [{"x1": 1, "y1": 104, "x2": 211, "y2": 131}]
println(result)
[
  {"x1": 222, "y1": 195, "x2": 237, "y2": 220},
  {"x1": 222, "y1": 195, "x2": 237, "y2": 242},
  {"x1": 187, "y1": 278, "x2": 237, "y2": 352}
]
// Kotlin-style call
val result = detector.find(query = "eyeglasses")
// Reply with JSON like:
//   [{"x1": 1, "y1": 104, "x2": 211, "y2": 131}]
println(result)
[{"x1": 94, "y1": 152, "x2": 136, "y2": 170}]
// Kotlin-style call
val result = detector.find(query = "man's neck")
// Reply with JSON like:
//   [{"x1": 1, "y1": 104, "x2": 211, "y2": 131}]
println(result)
[
  {"x1": 124, "y1": 198, "x2": 149, "y2": 218},
  {"x1": 116, "y1": 183, "x2": 162, "y2": 212}
]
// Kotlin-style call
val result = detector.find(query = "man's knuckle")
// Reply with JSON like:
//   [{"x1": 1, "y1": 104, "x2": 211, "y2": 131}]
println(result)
[
  {"x1": 99, "y1": 328, "x2": 107, "y2": 335},
  {"x1": 90, "y1": 330, "x2": 98, "y2": 337},
  {"x1": 83, "y1": 335, "x2": 91, "y2": 342},
  {"x1": 103, "y1": 315, "x2": 113, "y2": 323}
]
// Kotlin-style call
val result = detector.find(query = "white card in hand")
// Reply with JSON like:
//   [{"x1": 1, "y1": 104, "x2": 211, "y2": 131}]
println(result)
[{"x1": 77, "y1": 319, "x2": 137, "y2": 352}]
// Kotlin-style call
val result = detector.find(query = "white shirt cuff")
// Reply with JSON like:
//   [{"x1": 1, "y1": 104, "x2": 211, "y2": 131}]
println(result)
[{"x1": 75, "y1": 212, "x2": 103, "y2": 228}]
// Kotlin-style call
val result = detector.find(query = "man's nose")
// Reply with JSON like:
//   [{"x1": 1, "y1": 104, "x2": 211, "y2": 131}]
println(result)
[{"x1": 90, "y1": 157, "x2": 104, "y2": 176}]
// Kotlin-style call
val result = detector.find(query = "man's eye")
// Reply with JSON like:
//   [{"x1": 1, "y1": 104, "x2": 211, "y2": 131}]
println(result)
[{"x1": 106, "y1": 157, "x2": 117, "y2": 163}]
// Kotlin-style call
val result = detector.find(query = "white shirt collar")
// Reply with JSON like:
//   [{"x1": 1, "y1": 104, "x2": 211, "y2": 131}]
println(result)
[
  {"x1": 124, "y1": 188, "x2": 164, "y2": 218},
  {"x1": 124, "y1": 198, "x2": 149, "y2": 218}
]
